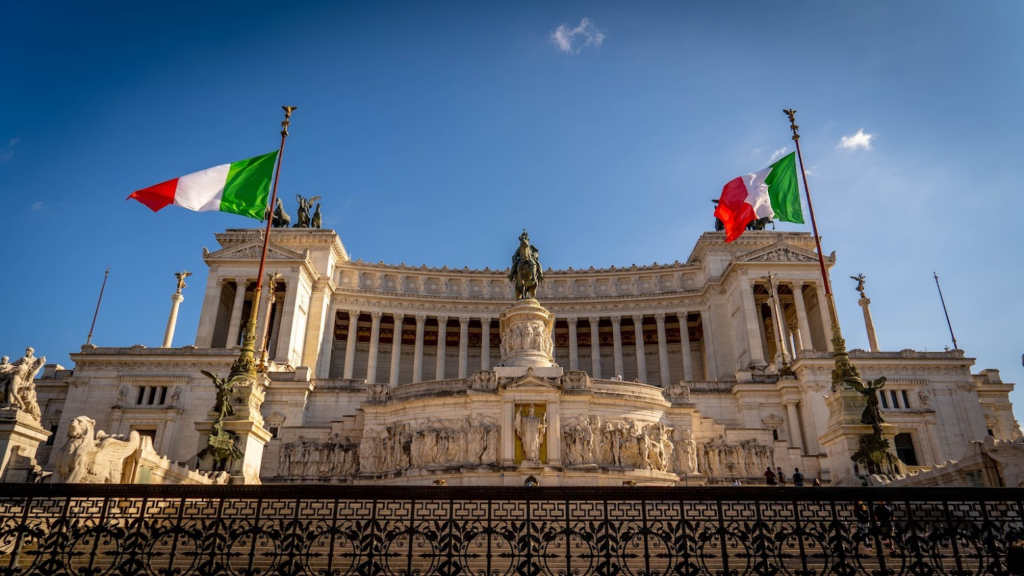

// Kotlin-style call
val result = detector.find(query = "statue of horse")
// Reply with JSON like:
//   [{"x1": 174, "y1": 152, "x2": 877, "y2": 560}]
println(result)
[{"x1": 509, "y1": 231, "x2": 543, "y2": 300}]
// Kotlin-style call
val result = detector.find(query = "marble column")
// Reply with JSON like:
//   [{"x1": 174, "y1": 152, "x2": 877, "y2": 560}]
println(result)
[
  {"x1": 162, "y1": 293, "x2": 184, "y2": 348},
  {"x1": 679, "y1": 312, "x2": 694, "y2": 381},
  {"x1": 366, "y1": 312, "x2": 382, "y2": 384},
  {"x1": 315, "y1": 305, "x2": 338, "y2": 377},
  {"x1": 458, "y1": 317, "x2": 470, "y2": 378},
  {"x1": 741, "y1": 281, "x2": 767, "y2": 366},
  {"x1": 655, "y1": 313, "x2": 670, "y2": 386},
  {"x1": 413, "y1": 315, "x2": 426, "y2": 382},
  {"x1": 435, "y1": 316, "x2": 448, "y2": 380},
  {"x1": 194, "y1": 277, "x2": 224, "y2": 347},
  {"x1": 224, "y1": 279, "x2": 248, "y2": 348},
  {"x1": 342, "y1": 310, "x2": 360, "y2": 379},
  {"x1": 588, "y1": 317, "x2": 602, "y2": 379},
  {"x1": 632, "y1": 315, "x2": 648, "y2": 383},
  {"x1": 699, "y1": 310, "x2": 717, "y2": 380},
  {"x1": 255, "y1": 286, "x2": 275, "y2": 355},
  {"x1": 785, "y1": 401, "x2": 804, "y2": 451},
  {"x1": 480, "y1": 318, "x2": 491, "y2": 371},
  {"x1": 789, "y1": 322, "x2": 804, "y2": 356},
  {"x1": 792, "y1": 284, "x2": 813, "y2": 353},
  {"x1": 814, "y1": 282, "x2": 835, "y2": 352},
  {"x1": 567, "y1": 317, "x2": 579, "y2": 371},
  {"x1": 859, "y1": 297, "x2": 880, "y2": 352},
  {"x1": 611, "y1": 316, "x2": 624, "y2": 378},
  {"x1": 768, "y1": 285, "x2": 788, "y2": 363},
  {"x1": 389, "y1": 314, "x2": 405, "y2": 385}
]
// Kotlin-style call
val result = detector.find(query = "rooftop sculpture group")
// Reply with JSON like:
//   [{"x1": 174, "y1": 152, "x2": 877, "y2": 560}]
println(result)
[
  {"x1": 269, "y1": 194, "x2": 323, "y2": 229},
  {"x1": 0, "y1": 347, "x2": 45, "y2": 420}
]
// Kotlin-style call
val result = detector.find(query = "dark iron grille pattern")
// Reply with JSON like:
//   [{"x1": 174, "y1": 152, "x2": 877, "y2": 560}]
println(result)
[{"x1": 0, "y1": 485, "x2": 1021, "y2": 575}]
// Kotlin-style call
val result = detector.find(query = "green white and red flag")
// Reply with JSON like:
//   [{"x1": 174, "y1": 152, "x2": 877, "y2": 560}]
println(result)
[
  {"x1": 127, "y1": 151, "x2": 278, "y2": 220},
  {"x1": 714, "y1": 152, "x2": 804, "y2": 242}
]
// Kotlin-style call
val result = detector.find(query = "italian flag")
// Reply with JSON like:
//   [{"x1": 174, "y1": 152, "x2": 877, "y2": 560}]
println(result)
[
  {"x1": 127, "y1": 151, "x2": 278, "y2": 220},
  {"x1": 714, "y1": 152, "x2": 804, "y2": 242}
]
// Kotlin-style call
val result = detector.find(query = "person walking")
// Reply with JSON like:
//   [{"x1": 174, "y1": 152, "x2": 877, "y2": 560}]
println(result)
[
  {"x1": 764, "y1": 467, "x2": 777, "y2": 485},
  {"x1": 776, "y1": 467, "x2": 786, "y2": 486},
  {"x1": 792, "y1": 468, "x2": 805, "y2": 486}
]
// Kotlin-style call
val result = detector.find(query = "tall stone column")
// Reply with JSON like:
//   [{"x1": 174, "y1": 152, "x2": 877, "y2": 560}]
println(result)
[
  {"x1": 224, "y1": 279, "x2": 248, "y2": 348},
  {"x1": 343, "y1": 310, "x2": 360, "y2": 379},
  {"x1": 632, "y1": 315, "x2": 648, "y2": 383},
  {"x1": 768, "y1": 284, "x2": 789, "y2": 363},
  {"x1": 567, "y1": 317, "x2": 579, "y2": 371},
  {"x1": 366, "y1": 312, "x2": 382, "y2": 384},
  {"x1": 255, "y1": 284, "x2": 275, "y2": 355},
  {"x1": 699, "y1": 310, "x2": 717, "y2": 380},
  {"x1": 814, "y1": 282, "x2": 835, "y2": 352},
  {"x1": 611, "y1": 316, "x2": 624, "y2": 377},
  {"x1": 480, "y1": 317, "x2": 491, "y2": 371},
  {"x1": 792, "y1": 284, "x2": 813, "y2": 353},
  {"x1": 315, "y1": 305, "x2": 338, "y2": 377},
  {"x1": 679, "y1": 312, "x2": 694, "y2": 381},
  {"x1": 859, "y1": 297, "x2": 880, "y2": 352},
  {"x1": 162, "y1": 293, "x2": 185, "y2": 348},
  {"x1": 413, "y1": 315, "x2": 426, "y2": 382},
  {"x1": 458, "y1": 317, "x2": 470, "y2": 378},
  {"x1": 195, "y1": 276, "x2": 224, "y2": 347},
  {"x1": 435, "y1": 316, "x2": 448, "y2": 380},
  {"x1": 655, "y1": 314, "x2": 670, "y2": 386},
  {"x1": 741, "y1": 281, "x2": 767, "y2": 366},
  {"x1": 390, "y1": 314, "x2": 405, "y2": 385},
  {"x1": 785, "y1": 400, "x2": 804, "y2": 451},
  {"x1": 789, "y1": 322, "x2": 804, "y2": 355},
  {"x1": 588, "y1": 317, "x2": 602, "y2": 379}
]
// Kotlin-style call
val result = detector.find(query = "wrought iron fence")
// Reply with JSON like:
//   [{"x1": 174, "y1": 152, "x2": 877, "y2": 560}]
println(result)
[{"x1": 1, "y1": 484, "x2": 1022, "y2": 575}]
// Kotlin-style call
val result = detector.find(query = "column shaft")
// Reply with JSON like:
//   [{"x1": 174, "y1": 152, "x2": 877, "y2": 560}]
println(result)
[
  {"x1": 567, "y1": 318, "x2": 579, "y2": 371},
  {"x1": 612, "y1": 316, "x2": 624, "y2": 377},
  {"x1": 195, "y1": 276, "x2": 224, "y2": 347},
  {"x1": 785, "y1": 402, "x2": 804, "y2": 450},
  {"x1": 343, "y1": 310, "x2": 360, "y2": 379},
  {"x1": 679, "y1": 312, "x2": 694, "y2": 381},
  {"x1": 655, "y1": 314, "x2": 670, "y2": 386},
  {"x1": 366, "y1": 312, "x2": 382, "y2": 383},
  {"x1": 458, "y1": 317, "x2": 470, "y2": 378},
  {"x1": 224, "y1": 279, "x2": 248, "y2": 348},
  {"x1": 859, "y1": 297, "x2": 880, "y2": 352},
  {"x1": 435, "y1": 317, "x2": 448, "y2": 380},
  {"x1": 741, "y1": 281, "x2": 767, "y2": 365},
  {"x1": 389, "y1": 314, "x2": 404, "y2": 385},
  {"x1": 792, "y1": 285, "x2": 813, "y2": 353},
  {"x1": 162, "y1": 293, "x2": 184, "y2": 348},
  {"x1": 768, "y1": 286, "x2": 788, "y2": 362},
  {"x1": 588, "y1": 317, "x2": 602, "y2": 379},
  {"x1": 700, "y1": 310, "x2": 717, "y2": 380},
  {"x1": 480, "y1": 318, "x2": 491, "y2": 371},
  {"x1": 632, "y1": 315, "x2": 648, "y2": 383},
  {"x1": 814, "y1": 283, "x2": 835, "y2": 351},
  {"x1": 413, "y1": 315, "x2": 426, "y2": 382}
]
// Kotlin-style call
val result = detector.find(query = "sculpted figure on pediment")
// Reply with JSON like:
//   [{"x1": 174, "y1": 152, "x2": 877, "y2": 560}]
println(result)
[{"x1": 469, "y1": 370, "x2": 497, "y2": 392}]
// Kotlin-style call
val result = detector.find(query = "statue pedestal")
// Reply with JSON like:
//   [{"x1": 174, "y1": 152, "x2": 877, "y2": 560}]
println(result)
[
  {"x1": 194, "y1": 373, "x2": 271, "y2": 484},
  {"x1": 499, "y1": 299, "x2": 556, "y2": 368},
  {"x1": 0, "y1": 407, "x2": 50, "y2": 482},
  {"x1": 818, "y1": 388, "x2": 901, "y2": 485}
]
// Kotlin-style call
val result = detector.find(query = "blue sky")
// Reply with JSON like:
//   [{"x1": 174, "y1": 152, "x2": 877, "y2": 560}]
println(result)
[{"x1": 2, "y1": 1, "x2": 1023, "y2": 417}]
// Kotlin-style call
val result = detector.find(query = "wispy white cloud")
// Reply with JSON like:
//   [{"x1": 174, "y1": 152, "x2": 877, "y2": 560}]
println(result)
[
  {"x1": 551, "y1": 18, "x2": 605, "y2": 54},
  {"x1": 31, "y1": 201, "x2": 45, "y2": 211},
  {"x1": 0, "y1": 138, "x2": 19, "y2": 162},
  {"x1": 769, "y1": 147, "x2": 789, "y2": 163},
  {"x1": 750, "y1": 148, "x2": 762, "y2": 157},
  {"x1": 838, "y1": 129, "x2": 874, "y2": 151}
]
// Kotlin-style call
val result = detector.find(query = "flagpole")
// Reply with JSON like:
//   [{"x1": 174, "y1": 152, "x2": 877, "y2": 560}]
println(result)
[
  {"x1": 933, "y1": 272, "x2": 959, "y2": 350},
  {"x1": 783, "y1": 109, "x2": 860, "y2": 388},
  {"x1": 85, "y1": 267, "x2": 110, "y2": 345},
  {"x1": 229, "y1": 106, "x2": 296, "y2": 379}
]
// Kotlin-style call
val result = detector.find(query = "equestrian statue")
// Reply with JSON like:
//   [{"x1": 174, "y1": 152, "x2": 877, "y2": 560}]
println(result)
[{"x1": 509, "y1": 230, "x2": 544, "y2": 300}]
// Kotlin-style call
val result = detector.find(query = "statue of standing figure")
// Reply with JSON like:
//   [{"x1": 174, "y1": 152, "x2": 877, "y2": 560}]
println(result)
[
  {"x1": 294, "y1": 194, "x2": 321, "y2": 228},
  {"x1": 0, "y1": 347, "x2": 45, "y2": 420},
  {"x1": 515, "y1": 404, "x2": 547, "y2": 462}
]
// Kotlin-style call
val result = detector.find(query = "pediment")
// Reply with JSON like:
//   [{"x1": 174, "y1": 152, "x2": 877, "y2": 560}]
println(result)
[
  {"x1": 739, "y1": 241, "x2": 820, "y2": 264},
  {"x1": 501, "y1": 372, "x2": 563, "y2": 391},
  {"x1": 204, "y1": 241, "x2": 306, "y2": 262}
]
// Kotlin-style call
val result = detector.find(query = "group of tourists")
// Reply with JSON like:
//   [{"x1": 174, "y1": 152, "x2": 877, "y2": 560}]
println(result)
[
  {"x1": 763, "y1": 466, "x2": 818, "y2": 486},
  {"x1": 854, "y1": 501, "x2": 899, "y2": 552}
]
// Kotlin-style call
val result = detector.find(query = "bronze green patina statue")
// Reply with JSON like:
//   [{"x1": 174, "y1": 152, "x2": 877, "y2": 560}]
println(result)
[{"x1": 509, "y1": 230, "x2": 544, "y2": 300}]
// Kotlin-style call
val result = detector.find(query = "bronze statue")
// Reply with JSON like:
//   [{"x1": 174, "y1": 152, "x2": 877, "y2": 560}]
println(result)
[
  {"x1": 711, "y1": 199, "x2": 773, "y2": 232},
  {"x1": 200, "y1": 370, "x2": 236, "y2": 420},
  {"x1": 267, "y1": 197, "x2": 290, "y2": 228},
  {"x1": 174, "y1": 271, "x2": 192, "y2": 294},
  {"x1": 311, "y1": 203, "x2": 322, "y2": 229},
  {"x1": 509, "y1": 230, "x2": 544, "y2": 300},
  {"x1": 848, "y1": 376, "x2": 887, "y2": 431},
  {"x1": 294, "y1": 194, "x2": 321, "y2": 228},
  {"x1": 851, "y1": 273, "x2": 867, "y2": 298}
]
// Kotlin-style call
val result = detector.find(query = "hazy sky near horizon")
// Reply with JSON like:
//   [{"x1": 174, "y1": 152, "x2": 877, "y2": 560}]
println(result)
[{"x1": 2, "y1": 2, "x2": 1023, "y2": 417}]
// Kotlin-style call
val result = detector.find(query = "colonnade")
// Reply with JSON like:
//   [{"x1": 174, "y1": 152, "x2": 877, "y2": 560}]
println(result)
[
  {"x1": 196, "y1": 277, "x2": 288, "y2": 359},
  {"x1": 741, "y1": 280, "x2": 831, "y2": 367},
  {"x1": 328, "y1": 309, "x2": 715, "y2": 387}
]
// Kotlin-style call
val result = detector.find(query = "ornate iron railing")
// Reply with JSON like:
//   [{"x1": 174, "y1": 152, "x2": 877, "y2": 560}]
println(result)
[{"x1": 1, "y1": 485, "x2": 1021, "y2": 575}]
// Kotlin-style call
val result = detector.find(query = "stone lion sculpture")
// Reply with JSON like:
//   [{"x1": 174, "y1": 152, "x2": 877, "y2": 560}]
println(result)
[{"x1": 53, "y1": 416, "x2": 141, "y2": 484}]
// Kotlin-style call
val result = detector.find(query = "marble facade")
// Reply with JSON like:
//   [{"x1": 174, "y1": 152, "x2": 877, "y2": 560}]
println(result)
[{"x1": 10, "y1": 228, "x2": 1021, "y2": 486}]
